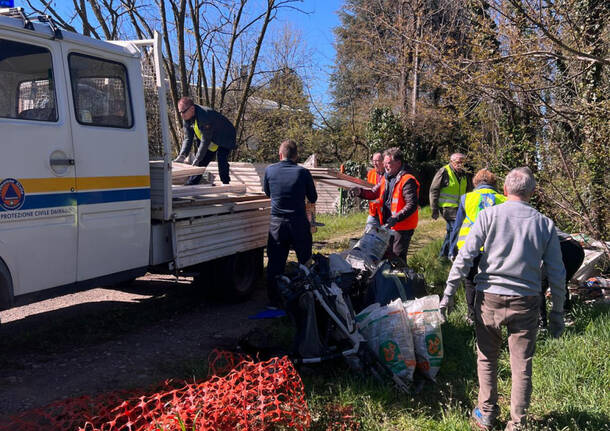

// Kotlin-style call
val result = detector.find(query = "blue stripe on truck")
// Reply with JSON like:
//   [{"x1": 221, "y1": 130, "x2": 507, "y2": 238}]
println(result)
[{"x1": 0, "y1": 188, "x2": 151, "y2": 212}]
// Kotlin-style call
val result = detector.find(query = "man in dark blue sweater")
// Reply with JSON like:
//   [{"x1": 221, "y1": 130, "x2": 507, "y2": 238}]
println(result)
[
  {"x1": 263, "y1": 140, "x2": 318, "y2": 307},
  {"x1": 174, "y1": 97, "x2": 237, "y2": 185}
]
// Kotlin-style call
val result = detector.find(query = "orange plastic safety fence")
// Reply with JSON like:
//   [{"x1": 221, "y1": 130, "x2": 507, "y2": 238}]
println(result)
[
  {"x1": 0, "y1": 390, "x2": 135, "y2": 431},
  {"x1": 207, "y1": 347, "x2": 251, "y2": 377},
  {"x1": 1, "y1": 351, "x2": 311, "y2": 431}
]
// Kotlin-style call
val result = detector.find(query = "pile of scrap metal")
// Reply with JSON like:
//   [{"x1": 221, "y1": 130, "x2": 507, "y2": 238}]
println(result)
[
  {"x1": 570, "y1": 234, "x2": 610, "y2": 302},
  {"x1": 276, "y1": 225, "x2": 440, "y2": 394}
]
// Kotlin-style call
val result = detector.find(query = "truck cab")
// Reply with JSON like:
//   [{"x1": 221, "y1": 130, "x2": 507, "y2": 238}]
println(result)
[{"x1": 0, "y1": 10, "x2": 269, "y2": 312}]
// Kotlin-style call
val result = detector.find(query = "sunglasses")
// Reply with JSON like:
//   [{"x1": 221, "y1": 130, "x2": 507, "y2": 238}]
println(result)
[{"x1": 179, "y1": 105, "x2": 193, "y2": 114}]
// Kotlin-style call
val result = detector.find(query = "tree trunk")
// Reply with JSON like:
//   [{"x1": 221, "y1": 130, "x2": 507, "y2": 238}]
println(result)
[
  {"x1": 410, "y1": 13, "x2": 421, "y2": 124},
  {"x1": 234, "y1": 0, "x2": 275, "y2": 134}
]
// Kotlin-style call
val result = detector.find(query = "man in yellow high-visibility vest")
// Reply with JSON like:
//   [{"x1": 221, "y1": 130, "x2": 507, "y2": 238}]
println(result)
[
  {"x1": 448, "y1": 169, "x2": 506, "y2": 323},
  {"x1": 429, "y1": 153, "x2": 472, "y2": 258}
]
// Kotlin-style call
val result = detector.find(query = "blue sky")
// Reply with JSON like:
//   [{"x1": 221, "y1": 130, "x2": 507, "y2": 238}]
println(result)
[
  {"x1": 273, "y1": 0, "x2": 342, "y2": 109},
  {"x1": 14, "y1": 0, "x2": 341, "y2": 108}
]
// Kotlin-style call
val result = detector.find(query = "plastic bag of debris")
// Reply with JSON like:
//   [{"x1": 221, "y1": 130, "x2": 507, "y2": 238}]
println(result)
[
  {"x1": 357, "y1": 299, "x2": 416, "y2": 381},
  {"x1": 403, "y1": 295, "x2": 444, "y2": 381},
  {"x1": 328, "y1": 253, "x2": 356, "y2": 291}
]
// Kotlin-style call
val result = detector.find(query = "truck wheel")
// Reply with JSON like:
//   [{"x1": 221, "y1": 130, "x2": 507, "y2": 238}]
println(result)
[
  {"x1": 216, "y1": 248, "x2": 263, "y2": 302},
  {"x1": 0, "y1": 260, "x2": 14, "y2": 312}
]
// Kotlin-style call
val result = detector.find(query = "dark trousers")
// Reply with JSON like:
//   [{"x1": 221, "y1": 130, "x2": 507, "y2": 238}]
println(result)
[
  {"x1": 266, "y1": 216, "x2": 312, "y2": 302},
  {"x1": 187, "y1": 146, "x2": 231, "y2": 185},
  {"x1": 388, "y1": 229, "x2": 414, "y2": 264},
  {"x1": 540, "y1": 238, "x2": 585, "y2": 323},
  {"x1": 439, "y1": 218, "x2": 455, "y2": 258},
  {"x1": 465, "y1": 255, "x2": 482, "y2": 321}
]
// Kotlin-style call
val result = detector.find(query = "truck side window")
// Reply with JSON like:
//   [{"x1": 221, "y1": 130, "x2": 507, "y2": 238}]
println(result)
[
  {"x1": 0, "y1": 39, "x2": 58, "y2": 122},
  {"x1": 68, "y1": 53, "x2": 133, "y2": 128}
]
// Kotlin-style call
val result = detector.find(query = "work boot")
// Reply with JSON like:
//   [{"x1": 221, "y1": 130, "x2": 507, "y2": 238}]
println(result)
[
  {"x1": 471, "y1": 407, "x2": 495, "y2": 430},
  {"x1": 173, "y1": 154, "x2": 186, "y2": 163}
]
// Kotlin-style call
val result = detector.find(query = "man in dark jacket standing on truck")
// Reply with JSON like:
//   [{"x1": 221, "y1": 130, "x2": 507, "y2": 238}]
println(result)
[
  {"x1": 264, "y1": 139, "x2": 318, "y2": 308},
  {"x1": 174, "y1": 97, "x2": 237, "y2": 185}
]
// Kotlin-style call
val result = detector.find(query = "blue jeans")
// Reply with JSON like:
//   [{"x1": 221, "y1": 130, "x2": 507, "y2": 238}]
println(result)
[{"x1": 439, "y1": 219, "x2": 455, "y2": 258}]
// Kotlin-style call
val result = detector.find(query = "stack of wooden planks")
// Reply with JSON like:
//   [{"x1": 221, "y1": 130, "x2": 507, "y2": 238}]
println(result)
[
  {"x1": 306, "y1": 167, "x2": 374, "y2": 189},
  {"x1": 173, "y1": 202, "x2": 271, "y2": 267},
  {"x1": 151, "y1": 159, "x2": 372, "y2": 218},
  {"x1": 150, "y1": 160, "x2": 271, "y2": 265},
  {"x1": 170, "y1": 162, "x2": 208, "y2": 183}
]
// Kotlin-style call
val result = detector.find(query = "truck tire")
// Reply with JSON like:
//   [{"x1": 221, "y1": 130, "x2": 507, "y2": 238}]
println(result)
[
  {"x1": 191, "y1": 248, "x2": 263, "y2": 302},
  {"x1": 0, "y1": 260, "x2": 14, "y2": 312},
  {"x1": 215, "y1": 248, "x2": 264, "y2": 302}
]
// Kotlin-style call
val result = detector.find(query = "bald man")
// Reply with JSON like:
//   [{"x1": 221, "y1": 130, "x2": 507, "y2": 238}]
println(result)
[{"x1": 429, "y1": 153, "x2": 472, "y2": 258}]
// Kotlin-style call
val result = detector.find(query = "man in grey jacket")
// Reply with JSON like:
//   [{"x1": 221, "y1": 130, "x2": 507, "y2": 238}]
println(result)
[
  {"x1": 174, "y1": 97, "x2": 237, "y2": 185},
  {"x1": 439, "y1": 167, "x2": 565, "y2": 431}
]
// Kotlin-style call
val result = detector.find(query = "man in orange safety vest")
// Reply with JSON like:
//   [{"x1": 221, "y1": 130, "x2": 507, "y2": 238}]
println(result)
[
  {"x1": 365, "y1": 152, "x2": 384, "y2": 226},
  {"x1": 351, "y1": 147, "x2": 420, "y2": 263}
]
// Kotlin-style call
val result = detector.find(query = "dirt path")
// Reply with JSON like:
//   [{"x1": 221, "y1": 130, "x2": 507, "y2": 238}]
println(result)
[
  {"x1": 0, "y1": 274, "x2": 270, "y2": 417},
  {"x1": 0, "y1": 217, "x2": 445, "y2": 419}
]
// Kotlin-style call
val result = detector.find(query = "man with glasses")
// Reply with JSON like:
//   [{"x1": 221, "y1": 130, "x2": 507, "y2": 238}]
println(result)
[{"x1": 173, "y1": 97, "x2": 236, "y2": 185}]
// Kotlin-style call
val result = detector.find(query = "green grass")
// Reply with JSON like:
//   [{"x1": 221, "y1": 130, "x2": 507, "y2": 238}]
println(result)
[
  {"x1": 409, "y1": 239, "x2": 453, "y2": 294},
  {"x1": 314, "y1": 212, "x2": 369, "y2": 242},
  {"x1": 274, "y1": 209, "x2": 610, "y2": 430},
  {"x1": 312, "y1": 207, "x2": 447, "y2": 257},
  {"x1": 294, "y1": 298, "x2": 610, "y2": 431}
]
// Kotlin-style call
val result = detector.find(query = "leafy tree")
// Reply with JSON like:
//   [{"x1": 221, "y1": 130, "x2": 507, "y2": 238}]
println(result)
[
  {"x1": 365, "y1": 108, "x2": 406, "y2": 157},
  {"x1": 240, "y1": 67, "x2": 315, "y2": 162}
]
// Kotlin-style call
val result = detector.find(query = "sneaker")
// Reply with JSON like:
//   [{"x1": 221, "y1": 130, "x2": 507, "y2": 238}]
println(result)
[
  {"x1": 173, "y1": 155, "x2": 186, "y2": 163},
  {"x1": 266, "y1": 299, "x2": 283, "y2": 311},
  {"x1": 472, "y1": 407, "x2": 495, "y2": 430}
]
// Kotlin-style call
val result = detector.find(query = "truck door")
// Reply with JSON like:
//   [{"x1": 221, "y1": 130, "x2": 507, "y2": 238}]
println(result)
[
  {"x1": 0, "y1": 36, "x2": 77, "y2": 295},
  {"x1": 61, "y1": 45, "x2": 151, "y2": 281}
]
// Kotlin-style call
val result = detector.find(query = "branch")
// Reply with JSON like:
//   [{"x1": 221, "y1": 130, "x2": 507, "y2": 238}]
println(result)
[
  {"x1": 25, "y1": 0, "x2": 78, "y2": 33},
  {"x1": 219, "y1": 0, "x2": 246, "y2": 110},
  {"x1": 86, "y1": 0, "x2": 112, "y2": 39},
  {"x1": 505, "y1": 0, "x2": 610, "y2": 66}
]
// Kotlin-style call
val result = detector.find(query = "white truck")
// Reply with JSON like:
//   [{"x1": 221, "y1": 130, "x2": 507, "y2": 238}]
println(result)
[{"x1": 0, "y1": 10, "x2": 271, "y2": 313}]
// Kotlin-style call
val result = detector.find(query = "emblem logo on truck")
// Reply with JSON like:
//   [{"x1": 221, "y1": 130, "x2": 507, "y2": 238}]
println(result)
[{"x1": 0, "y1": 178, "x2": 25, "y2": 211}]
